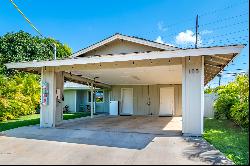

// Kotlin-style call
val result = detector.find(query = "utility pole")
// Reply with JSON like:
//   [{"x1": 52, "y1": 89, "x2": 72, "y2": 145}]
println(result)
[
  {"x1": 195, "y1": 14, "x2": 199, "y2": 49},
  {"x1": 218, "y1": 74, "x2": 222, "y2": 86}
]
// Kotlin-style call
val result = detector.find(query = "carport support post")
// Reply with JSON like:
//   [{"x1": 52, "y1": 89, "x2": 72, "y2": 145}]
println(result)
[
  {"x1": 40, "y1": 67, "x2": 64, "y2": 128},
  {"x1": 93, "y1": 85, "x2": 96, "y2": 114},
  {"x1": 90, "y1": 82, "x2": 94, "y2": 118},
  {"x1": 182, "y1": 56, "x2": 204, "y2": 136}
]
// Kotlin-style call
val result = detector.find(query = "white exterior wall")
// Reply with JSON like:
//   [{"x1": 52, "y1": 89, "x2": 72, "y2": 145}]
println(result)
[
  {"x1": 84, "y1": 40, "x2": 161, "y2": 57},
  {"x1": 63, "y1": 90, "x2": 77, "y2": 112},
  {"x1": 204, "y1": 93, "x2": 218, "y2": 118},
  {"x1": 182, "y1": 56, "x2": 204, "y2": 136},
  {"x1": 40, "y1": 67, "x2": 64, "y2": 127},
  {"x1": 110, "y1": 84, "x2": 182, "y2": 116}
]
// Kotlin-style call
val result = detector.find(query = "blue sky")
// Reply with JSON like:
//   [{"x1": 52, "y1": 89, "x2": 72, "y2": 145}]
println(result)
[{"x1": 0, "y1": 0, "x2": 249, "y2": 87}]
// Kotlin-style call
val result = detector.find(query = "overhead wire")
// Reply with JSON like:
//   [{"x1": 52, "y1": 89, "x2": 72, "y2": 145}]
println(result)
[
  {"x1": 198, "y1": 0, "x2": 249, "y2": 18},
  {"x1": 9, "y1": 0, "x2": 43, "y2": 37}
]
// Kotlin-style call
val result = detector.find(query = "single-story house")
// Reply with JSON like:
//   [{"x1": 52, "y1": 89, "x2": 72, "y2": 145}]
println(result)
[
  {"x1": 63, "y1": 81, "x2": 109, "y2": 113},
  {"x1": 5, "y1": 33, "x2": 245, "y2": 136}
]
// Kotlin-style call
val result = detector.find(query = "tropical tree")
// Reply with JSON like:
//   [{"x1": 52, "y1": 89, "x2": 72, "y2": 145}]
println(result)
[
  {"x1": 0, "y1": 30, "x2": 72, "y2": 75},
  {"x1": 0, "y1": 31, "x2": 72, "y2": 121}
]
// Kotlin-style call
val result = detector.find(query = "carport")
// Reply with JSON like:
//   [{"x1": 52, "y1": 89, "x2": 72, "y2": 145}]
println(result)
[{"x1": 5, "y1": 33, "x2": 245, "y2": 136}]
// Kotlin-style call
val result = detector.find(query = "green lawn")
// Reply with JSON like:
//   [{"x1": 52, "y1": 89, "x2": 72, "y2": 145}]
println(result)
[
  {"x1": 203, "y1": 118, "x2": 249, "y2": 165},
  {"x1": 0, "y1": 112, "x2": 90, "y2": 132}
]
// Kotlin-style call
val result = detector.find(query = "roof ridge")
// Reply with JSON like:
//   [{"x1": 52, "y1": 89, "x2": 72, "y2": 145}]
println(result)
[
  {"x1": 117, "y1": 33, "x2": 179, "y2": 49},
  {"x1": 72, "y1": 33, "x2": 118, "y2": 56},
  {"x1": 72, "y1": 33, "x2": 180, "y2": 57}
]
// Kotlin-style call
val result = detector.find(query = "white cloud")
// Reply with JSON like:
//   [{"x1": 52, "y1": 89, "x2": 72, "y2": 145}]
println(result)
[
  {"x1": 175, "y1": 30, "x2": 202, "y2": 47},
  {"x1": 157, "y1": 21, "x2": 167, "y2": 32},
  {"x1": 155, "y1": 36, "x2": 164, "y2": 44},
  {"x1": 175, "y1": 30, "x2": 196, "y2": 44},
  {"x1": 155, "y1": 36, "x2": 175, "y2": 47}
]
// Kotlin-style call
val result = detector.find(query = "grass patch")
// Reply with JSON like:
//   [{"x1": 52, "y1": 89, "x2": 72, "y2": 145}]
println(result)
[
  {"x1": 63, "y1": 112, "x2": 90, "y2": 120},
  {"x1": 203, "y1": 118, "x2": 249, "y2": 165},
  {"x1": 0, "y1": 114, "x2": 40, "y2": 132},
  {"x1": 0, "y1": 112, "x2": 90, "y2": 132}
]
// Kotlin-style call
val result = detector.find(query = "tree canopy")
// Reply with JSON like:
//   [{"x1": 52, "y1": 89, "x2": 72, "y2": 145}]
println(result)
[
  {"x1": 0, "y1": 30, "x2": 72, "y2": 74},
  {"x1": 0, "y1": 31, "x2": 72, "y2": 121}
]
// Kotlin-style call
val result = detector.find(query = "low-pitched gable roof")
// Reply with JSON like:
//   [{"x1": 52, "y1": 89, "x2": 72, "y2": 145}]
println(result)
[{"x1": 72, "y1": 33, "x2": 180, "y2": 57}]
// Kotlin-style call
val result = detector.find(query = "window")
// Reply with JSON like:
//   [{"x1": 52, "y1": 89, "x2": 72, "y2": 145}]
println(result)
[{"x1": 88, "y1": 90, "x2": 104, "y2": 103}]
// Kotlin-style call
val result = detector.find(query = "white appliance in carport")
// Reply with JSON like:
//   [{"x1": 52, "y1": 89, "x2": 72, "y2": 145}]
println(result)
[{"x1": 109, "y1": 101, "x2": 119, "y2": 115}]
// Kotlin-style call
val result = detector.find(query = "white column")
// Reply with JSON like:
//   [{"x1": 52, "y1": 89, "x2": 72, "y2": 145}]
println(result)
[
  {"x1": 40, "y1": 67, "x2": 64, "y2": 128},
  {"x1": 40, "y1": 67, "x2": 56, "y2": 127},
  {"x1": 182, "y1": 56, "x2": 204, "y2": 136},
  {"x1": 90, "y1": 82, "x2": 94, "y2": 118},
  {"x1": 93, "y1": 86, "x2": 96, "y2": 114},
  {"x1": 55, "y1": 71, "x2": 64, "y2": 125}
]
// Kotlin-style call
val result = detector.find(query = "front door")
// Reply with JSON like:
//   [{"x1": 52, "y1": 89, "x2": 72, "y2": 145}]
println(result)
[
  {"x1": 159, "y1": 87, "x2": 175, "y2": 116},
  {"x1": 121, "y1": 88, "x2": 133, "y2": 115}
]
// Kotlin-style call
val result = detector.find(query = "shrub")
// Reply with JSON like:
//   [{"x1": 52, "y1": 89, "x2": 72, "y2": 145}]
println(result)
[
  {"x1": 0, "y1": 74, "x2": 40, "y2": 121},
  {"x1": 213, "y1": 75, "x2": 249, "y2": 128},
  {"x1": 214, "y1": 94, "x2": 236, "y2": 119},
  {"x1": 230, "y1": 102, "x2": 249, "y2": 128}
]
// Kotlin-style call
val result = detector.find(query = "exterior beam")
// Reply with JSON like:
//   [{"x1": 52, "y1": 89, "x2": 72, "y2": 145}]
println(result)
[
  {"x1": 204, "y1": 56, "x2": 228, "y2": 65},
  {"x1": 213, "y1": 55, "x2": 231, "y2": 61},
  {"x1": 205, "y1": 63, "x2": 222, "y2": 69},
  {"x1": 63, "y1": 72, "x2": 111, "y2": 89}
]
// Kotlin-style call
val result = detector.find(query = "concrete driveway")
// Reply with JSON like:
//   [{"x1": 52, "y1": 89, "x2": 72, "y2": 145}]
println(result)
[{"x1": 0, "y1": 116, "x2": 232, "y2": 165}]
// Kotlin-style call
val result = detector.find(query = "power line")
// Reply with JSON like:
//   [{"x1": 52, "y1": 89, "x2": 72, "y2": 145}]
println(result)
[
  {"x1": 137, "y1": 0, "x2": 249, "y2": 40},
  {"x1": 201, "y1": 29, "x2": 249, "y2": 40},
  {"x1": 201, "y1": 35, "x2": 249, "y2": 46},
  {"x1": 199, "y1": 0, "x2": 249, "y2": 18},
  {"x1": 9, "y1": 0, "x2": 59, "y2": 59},
  {"x1": 199, "y1": 12, "x2": 249, "y2": 27},
  {"x1": 156, "y1": 16, "x2": 248, "y2": 49},
  {"x1": 9, "y1": 0, "x2": 43, "y2": 37}
]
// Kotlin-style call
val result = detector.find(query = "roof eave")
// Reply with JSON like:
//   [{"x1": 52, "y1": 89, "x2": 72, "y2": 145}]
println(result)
[{"x1": 5, "y1": 45, "x2": 245, "y2": 70}]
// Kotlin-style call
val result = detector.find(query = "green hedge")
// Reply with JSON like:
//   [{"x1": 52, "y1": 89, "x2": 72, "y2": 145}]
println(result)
[{"x1": 214, "y1": 75, "x2": 249, "y2": 128}]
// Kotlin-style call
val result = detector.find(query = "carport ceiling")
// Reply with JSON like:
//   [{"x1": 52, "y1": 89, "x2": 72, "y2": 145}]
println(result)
[
  {"x1": 204, "y1": 53, "x2": 236, "y2": 85},
  {"x1": 71, "y1": 65, "x2": 182, "y2": 85}
]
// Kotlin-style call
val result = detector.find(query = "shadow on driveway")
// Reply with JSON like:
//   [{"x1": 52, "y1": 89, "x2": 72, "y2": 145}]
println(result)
[{"x1": 1, "y1": 116, "x2": 181, "y2": 150}]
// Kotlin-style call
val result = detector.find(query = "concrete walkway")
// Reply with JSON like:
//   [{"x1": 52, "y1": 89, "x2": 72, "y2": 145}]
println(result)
[{"x1": 0, "y1": 116, "x2": 232, "y2": 165}]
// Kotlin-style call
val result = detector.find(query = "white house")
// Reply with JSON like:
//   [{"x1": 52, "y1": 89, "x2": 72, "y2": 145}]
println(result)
[
  {"x1": 5, "y1": 33, "x2": 245, "y2": 136},
  {"x1": 63, "y1": 81, "x2": 109, "y2": 113}
]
